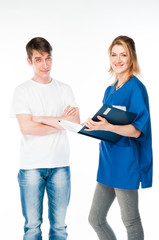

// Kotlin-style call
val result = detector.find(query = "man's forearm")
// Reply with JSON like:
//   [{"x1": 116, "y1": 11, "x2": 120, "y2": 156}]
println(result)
[
  {"x1": 22, "y1": 122, "x2": 59, "y2": 136},
  {"x1": 32, "y1": 107, "x2": 80, "y2": 128},
  {"x1": 33, "y1": 116, "x2": 64, "y2": 129},
  {"x1": 36, "y1": 115, "x2": 80, "y2": 128},
  {"x1": 17, "y1": 114, "x2": 59, "y2": 136}
]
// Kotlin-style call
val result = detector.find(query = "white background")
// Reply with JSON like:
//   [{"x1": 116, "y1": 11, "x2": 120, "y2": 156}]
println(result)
[{"x1": 1, "y1": 0, "x2": 159, "y2": 239}]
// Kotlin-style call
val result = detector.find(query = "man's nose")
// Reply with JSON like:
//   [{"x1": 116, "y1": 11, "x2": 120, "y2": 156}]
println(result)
[{"x1": 42, "y1": 60, "x2": 49, "y2": 68}]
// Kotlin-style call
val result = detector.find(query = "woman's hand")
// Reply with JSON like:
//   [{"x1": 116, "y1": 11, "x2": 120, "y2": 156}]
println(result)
[
  {"x1": 84, "y1": 115, "x2": 141, "y2": 138},
  {"x1": 84, "y1": 115, "x2": 110, "y2": 131}
]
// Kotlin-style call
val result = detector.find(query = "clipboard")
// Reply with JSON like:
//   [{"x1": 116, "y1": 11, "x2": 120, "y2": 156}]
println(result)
[{"x1": 59, "y1": 104, "x2": 137, "y2": 143}]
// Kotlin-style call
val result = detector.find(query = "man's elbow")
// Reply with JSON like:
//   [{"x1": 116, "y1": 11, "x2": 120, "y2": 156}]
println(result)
[
  {"x1": 20, "y1": 128, "x2": 28, "y2": 135},
  {"x1": 19, "y1": 124, "x2": 30, "y2": 135}
]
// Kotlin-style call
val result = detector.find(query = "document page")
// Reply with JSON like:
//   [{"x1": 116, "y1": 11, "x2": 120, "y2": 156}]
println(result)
[{"x1": 59, "y1": 120, "x2": 83, "y2": 133}]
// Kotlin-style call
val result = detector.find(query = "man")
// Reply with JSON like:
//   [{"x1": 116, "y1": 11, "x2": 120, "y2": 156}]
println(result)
[{"x1": 10, "y1": 37, "x2": 80, "y2": 240}]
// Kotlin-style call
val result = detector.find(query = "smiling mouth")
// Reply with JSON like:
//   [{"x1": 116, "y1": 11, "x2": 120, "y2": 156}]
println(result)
[
  {"x1": 41, "y1": 70, "x2": 50, "y2": 73},
  {"x1": 115, "y1": 64, "x2": 124, "y2": 67}
]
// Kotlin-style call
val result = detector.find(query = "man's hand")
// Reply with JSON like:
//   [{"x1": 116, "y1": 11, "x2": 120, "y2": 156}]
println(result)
[
  {"x1": 62, "y1": 105, "x2": 80, "y2": 123},
  {"x1": 62, "y1": 105, "x2": 76, "y2": 117},
  {"x1": 32, "y1": 105, "x2": 80, "y2": 130}
]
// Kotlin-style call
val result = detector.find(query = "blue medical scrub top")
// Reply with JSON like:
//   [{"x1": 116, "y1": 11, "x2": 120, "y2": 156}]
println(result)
[{"x1": 97, "y1": 76, "x2": 153, "y2": 189}]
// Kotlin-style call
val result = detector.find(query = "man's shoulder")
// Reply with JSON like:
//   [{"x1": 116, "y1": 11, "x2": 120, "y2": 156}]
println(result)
[
  {"x1": 53, "y1": 79, "x2": 72, "y2": 91},
  {"x1": 53, "y1": 78, "x2": 70, "y2": 87},
  {"x1": 15, "y1": 80, "x2": 32, "y2": 91},
  {"x1": 13, "y1": 80, "x2": 32, "y2": 96}
]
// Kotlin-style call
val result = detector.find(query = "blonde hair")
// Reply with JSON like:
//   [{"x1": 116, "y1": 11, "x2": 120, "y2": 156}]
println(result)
[{"x1": 108, "y1": 36, "x2": 140, "y2": 84}]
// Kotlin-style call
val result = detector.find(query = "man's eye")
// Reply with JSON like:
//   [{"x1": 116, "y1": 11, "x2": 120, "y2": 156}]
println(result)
[
  {"x1": 47, "y1": 57, "x2": 52, "y2": 60},
  {"x1": 36, "y1": 59, "x2": 41, "y2": 62}
]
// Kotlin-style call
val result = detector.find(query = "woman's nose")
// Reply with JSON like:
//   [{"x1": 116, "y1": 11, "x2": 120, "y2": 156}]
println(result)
[{"x1": 116, "y1": 55, "x2": 121, "y2": 62}]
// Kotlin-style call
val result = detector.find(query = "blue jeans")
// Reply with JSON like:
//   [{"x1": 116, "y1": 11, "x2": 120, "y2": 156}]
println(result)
[{"x1": 18, "y1": 167, "x2": 71, "y2": 240}]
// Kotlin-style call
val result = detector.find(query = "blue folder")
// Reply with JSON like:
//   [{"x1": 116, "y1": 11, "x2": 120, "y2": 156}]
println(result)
[{"x1": 79, "y1": 104, "x2": 137, "y2": 143}]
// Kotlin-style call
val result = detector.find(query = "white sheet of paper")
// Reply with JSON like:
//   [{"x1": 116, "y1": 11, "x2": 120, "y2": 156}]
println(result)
[
  {"x1": 112, "y1": 105, "x2": 126, "y2": 111},
  {"x1": 59, "y1": 120, "x2": 83, "y2": 133}
]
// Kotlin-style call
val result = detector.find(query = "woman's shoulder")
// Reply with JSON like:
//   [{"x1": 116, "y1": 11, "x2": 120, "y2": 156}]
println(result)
[
  {"x1": 129, "y1": 76, "x2": 147, "y2": 93},
  {"x1": 128, "y1": 76, "x2": 149, "y2": 104},
  {"x1": 106, "y1": 82, "x2": 115, "y2": 92}
]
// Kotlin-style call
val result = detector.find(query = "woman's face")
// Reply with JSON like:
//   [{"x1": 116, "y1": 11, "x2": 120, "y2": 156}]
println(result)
[{"x1": 110, "y1": 44, "x2": 130, "y2": 76}]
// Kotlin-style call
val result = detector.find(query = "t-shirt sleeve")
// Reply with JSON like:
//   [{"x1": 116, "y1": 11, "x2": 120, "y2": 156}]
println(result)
[
  {"x1": 128, "y1": 84, "x2": 150, "y2": 141},
  {"x1": 102, "y1": 86, "x2": 111, "y2": 104},
  {"x1": 10, "y1": 86, "x2": 31, "y2": 118},
  {"x1": 62, "y1": 84, "x2": 78, "y2": 108}
]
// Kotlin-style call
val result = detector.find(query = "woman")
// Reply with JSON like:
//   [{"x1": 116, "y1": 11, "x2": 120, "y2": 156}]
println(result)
[{"x1": 85, "y1": 36, "x2": 152, "y2": 240}]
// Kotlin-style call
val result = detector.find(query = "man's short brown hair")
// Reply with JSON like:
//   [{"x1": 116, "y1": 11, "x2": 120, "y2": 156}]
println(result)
[{"x1": 26, "y1": 37, "x2": 52, "y2": 61}]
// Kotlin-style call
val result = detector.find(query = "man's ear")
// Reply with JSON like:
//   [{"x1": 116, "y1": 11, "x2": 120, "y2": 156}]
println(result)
[{"x1": 27, "y1": 57, "x2": 32, "y2": 66}]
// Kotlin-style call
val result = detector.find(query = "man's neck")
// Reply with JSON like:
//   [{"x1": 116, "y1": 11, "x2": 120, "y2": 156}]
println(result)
[{"x1": 32, "y1": 76, "x2": 52, "y2": 84}]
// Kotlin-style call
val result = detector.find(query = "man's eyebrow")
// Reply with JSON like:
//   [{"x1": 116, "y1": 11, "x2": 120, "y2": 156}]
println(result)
[{"x1": 33, "y1": 54, "x2": 52, "y2": 59}]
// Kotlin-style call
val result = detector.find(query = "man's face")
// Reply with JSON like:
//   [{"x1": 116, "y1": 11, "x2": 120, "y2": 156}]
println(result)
[{"x1": 28, "y1": 50, "x2": 52, "y2": 81}]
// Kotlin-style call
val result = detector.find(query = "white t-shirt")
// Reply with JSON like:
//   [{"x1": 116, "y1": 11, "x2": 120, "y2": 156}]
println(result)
[{"x1": 10, "y1": 79, "x2": 77, "y2": 169}]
